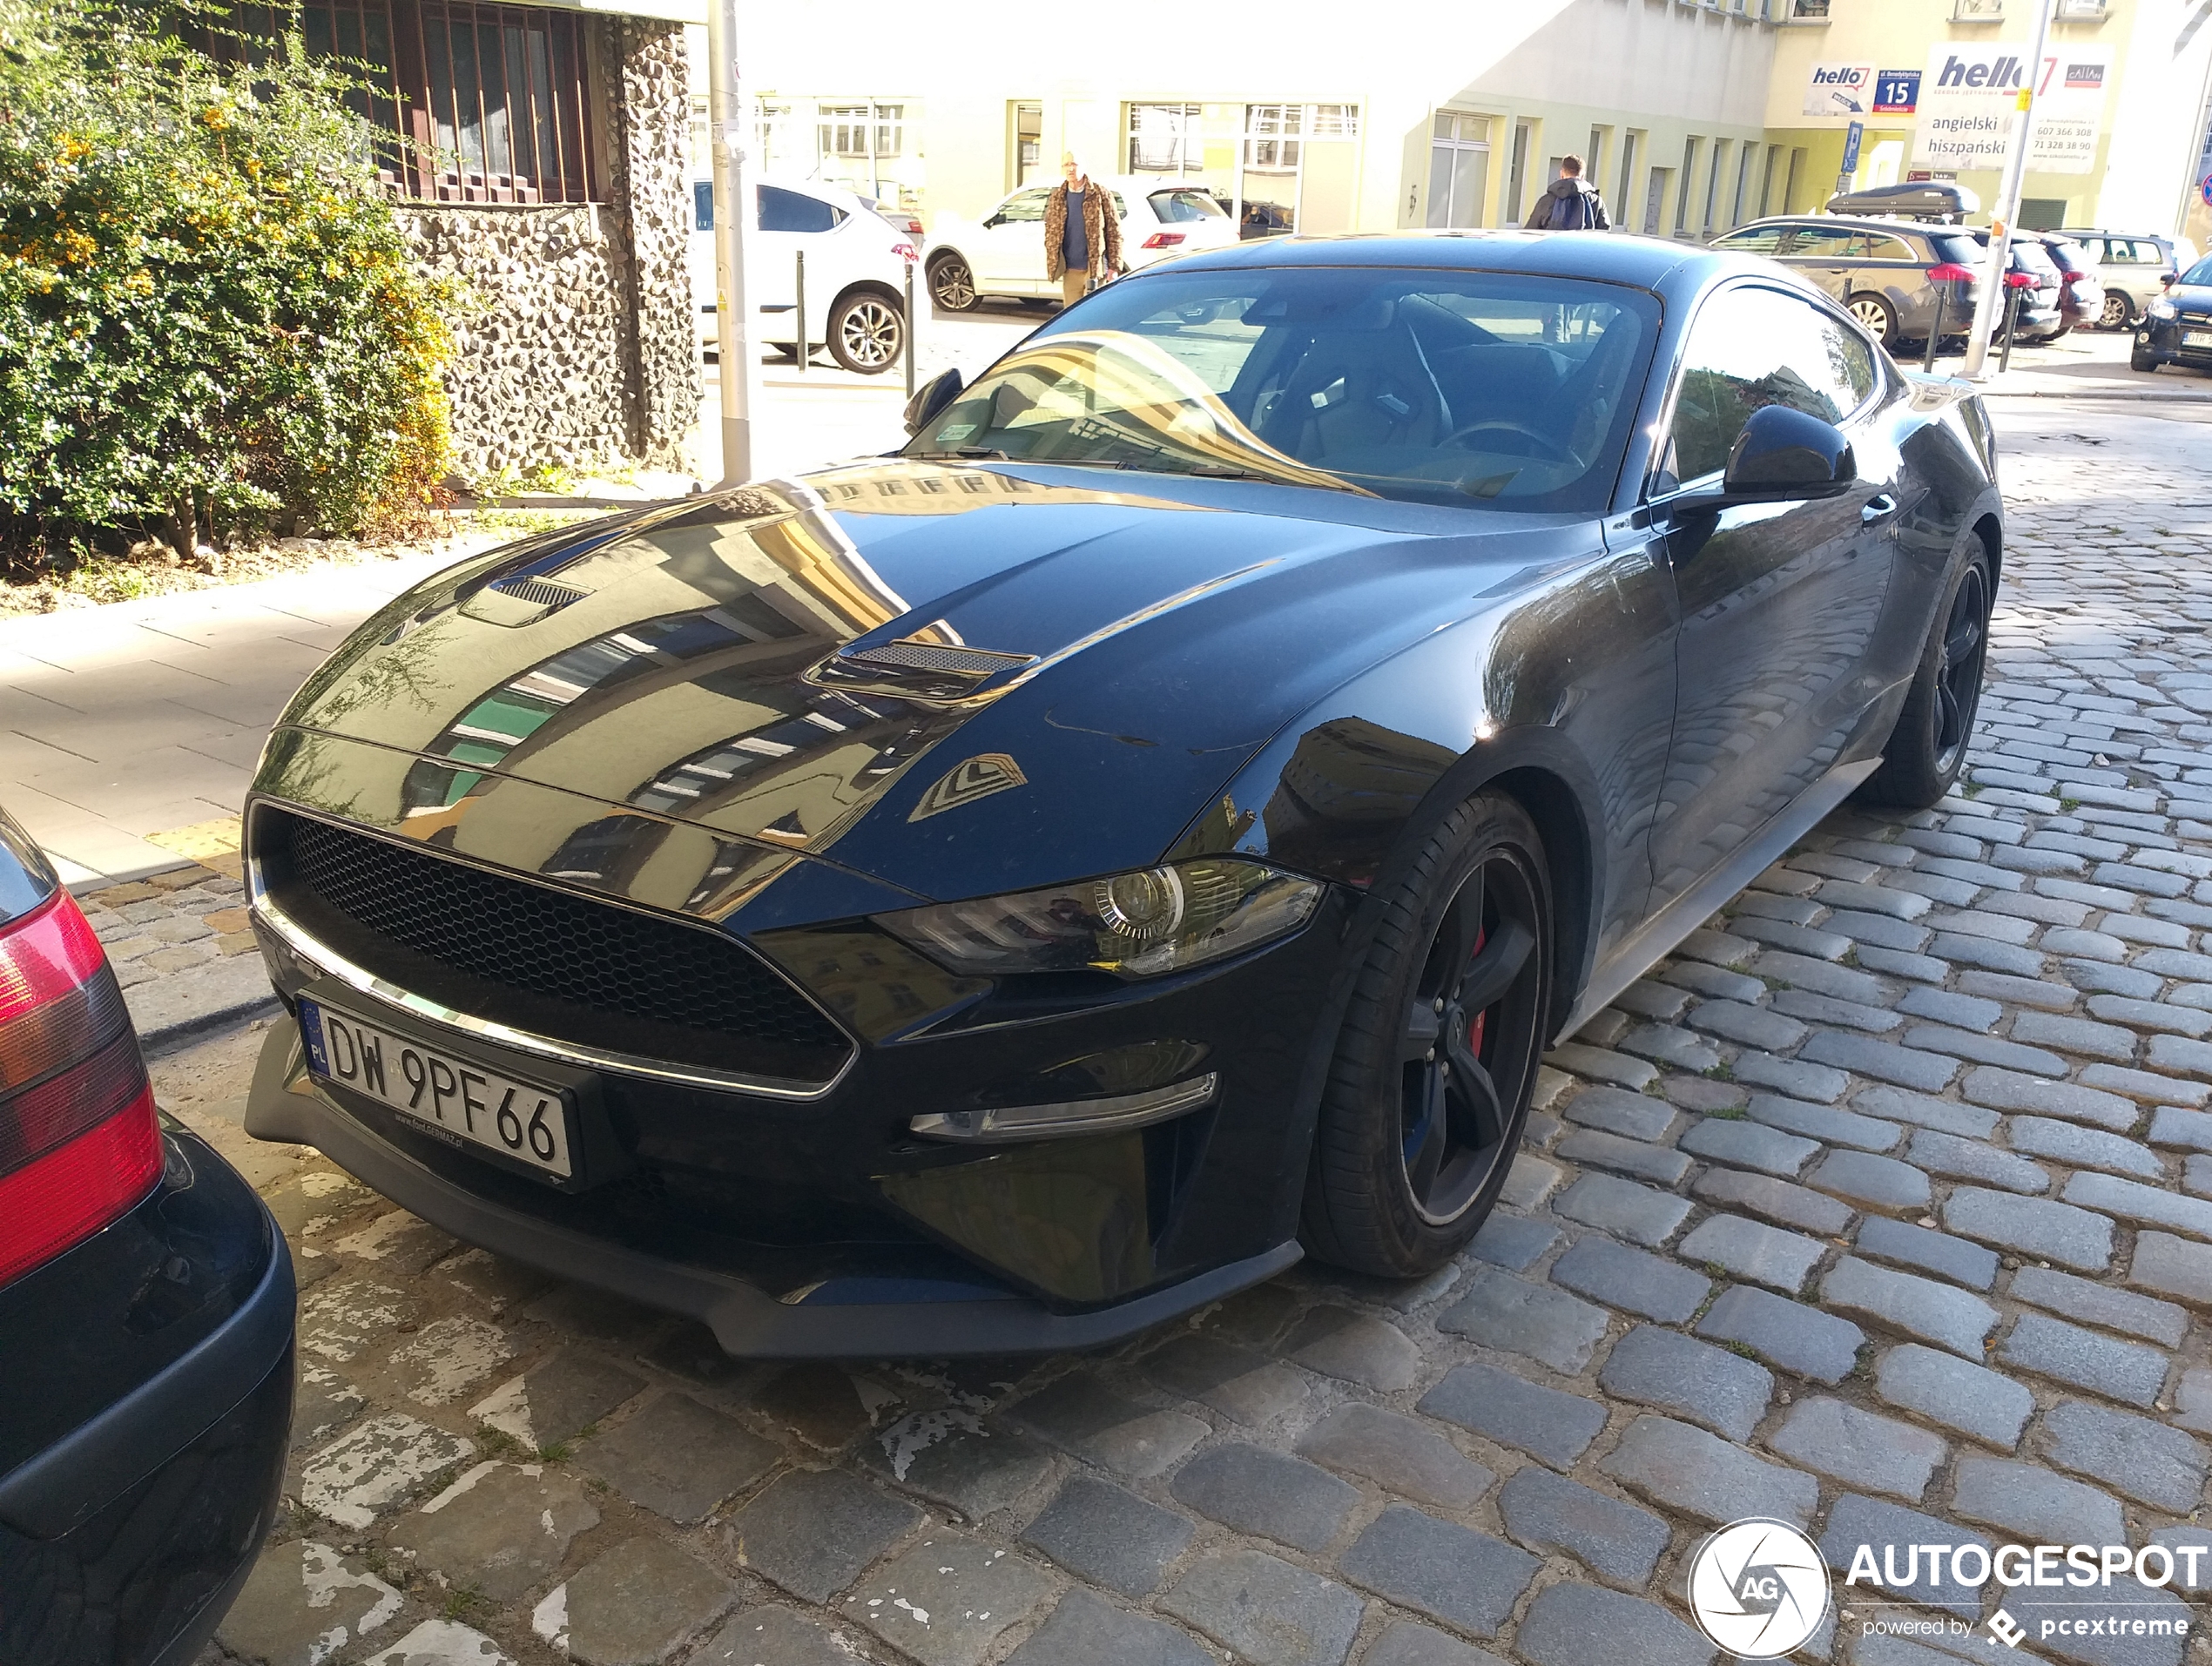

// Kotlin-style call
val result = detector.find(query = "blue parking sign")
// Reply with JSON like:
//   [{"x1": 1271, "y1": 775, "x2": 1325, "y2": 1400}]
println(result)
[{"x1": 1841, "y1": 122, "x2": 1865, "y2": 173}]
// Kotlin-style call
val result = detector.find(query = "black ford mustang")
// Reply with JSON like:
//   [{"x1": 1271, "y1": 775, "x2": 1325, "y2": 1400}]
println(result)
[{"x1": 240, "y1": 233, "x2": 2000, "y2": 1355}]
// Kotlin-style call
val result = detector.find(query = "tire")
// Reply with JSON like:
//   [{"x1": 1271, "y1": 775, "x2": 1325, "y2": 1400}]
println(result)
[
  {"x1": 2050, "y1": 321, "x2": 2073, "y2": 341},
  {"x1": 826, "y1": 290, "x2": 903, "y2": 374},
  {"x1": 1859, "y1": 546, "x2": 1993, "y2": 809},
  {"x1": 2133, "y1": 341, "x2": 2161, "y2": 373},
  {"x1": 927, "y1": 253, "x2": 978, "y2": 313},
  {"x1": 1849, "y1": 293, "x2": 1899, "y2": 350},
  {"x1": 2101, "y1": 293, "x2": 2134, "y2": 329},
  {"x1": 1302, "y1": 792, "x2": 1554, "y2": 1278}
]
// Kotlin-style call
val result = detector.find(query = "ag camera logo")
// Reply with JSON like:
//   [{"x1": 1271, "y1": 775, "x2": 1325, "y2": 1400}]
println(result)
[{"x1": 1689, "y1": 1518, "x2": 1831, "y2": 1657}]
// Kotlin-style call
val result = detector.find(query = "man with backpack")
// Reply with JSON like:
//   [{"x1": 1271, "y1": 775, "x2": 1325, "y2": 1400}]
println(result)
[{"x1": 1525, "y1": 155, "x2": 1611, "y2": 232}]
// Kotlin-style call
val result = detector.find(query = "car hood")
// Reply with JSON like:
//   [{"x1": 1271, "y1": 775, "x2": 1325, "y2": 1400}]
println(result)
[
  {"x1": 2167, "y1": 285, "x2": 2212, "y2": 314},
  {"x1": 275, "y1": 461, "x2": 1598, "y2": 903}
]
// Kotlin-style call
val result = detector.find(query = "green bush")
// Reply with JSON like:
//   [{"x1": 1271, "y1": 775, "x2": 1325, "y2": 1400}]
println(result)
[{"x1": 0, "y1": 0, "x2": 454, "y2": 566}]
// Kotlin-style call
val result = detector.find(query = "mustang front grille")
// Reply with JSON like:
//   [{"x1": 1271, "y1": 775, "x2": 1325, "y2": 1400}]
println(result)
[{"x1": 253, "y1": 806, "x2": 851, "y2": 1087}]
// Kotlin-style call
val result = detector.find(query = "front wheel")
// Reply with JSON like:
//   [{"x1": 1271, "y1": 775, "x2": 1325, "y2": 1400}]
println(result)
[
  {"x1": 1859, "y1": 547, "x2": 1993, "y2": 809},
  {"x1": 2101, "y1": 293, "x2": 2134, "y2": 329},
  {"x1": 1302, "y1": 792, "x2": 1554, "y2": 1278},
  {"x1": 827, "y1": 291, "x2": 903, "y2": 374},
  {"x1": 1849, "y1": 293, "x2": 1899, "y2": 350},
  {"x1": 2133, "y1": 341, "x2": 2161, "y2": 372},
  {"x1": 927, "y1": 254, "x2": 977, "y2": 312}
]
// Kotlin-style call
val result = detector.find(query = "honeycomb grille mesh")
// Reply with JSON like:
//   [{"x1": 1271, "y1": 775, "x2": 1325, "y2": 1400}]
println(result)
[
  {"x1": 846, "y1": 641, "x2": 1032, "y2": 675},
  {"x1": 268, "y1": 811, "x2": 847, "y2": 1063}
]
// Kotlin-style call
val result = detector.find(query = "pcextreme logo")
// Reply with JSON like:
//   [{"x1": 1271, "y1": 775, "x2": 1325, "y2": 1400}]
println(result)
[{"x1": 1689, "y1": 1519, "x2": 1831, "y2": 1658}]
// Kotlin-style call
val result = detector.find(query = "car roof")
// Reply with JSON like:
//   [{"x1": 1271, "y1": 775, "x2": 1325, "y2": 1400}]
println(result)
[
  {"x1": 1144, "y1": 228, "x2": 1720, "y2": 294},
  {"x1": 1730, "y1": 214, "x2": 1946, "y2": 236}
]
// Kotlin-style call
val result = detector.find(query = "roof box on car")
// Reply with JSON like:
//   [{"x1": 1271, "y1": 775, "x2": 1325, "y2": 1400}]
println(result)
[{"x1": 1824, "y1": 181, "x2": 1981, "y2": 221}]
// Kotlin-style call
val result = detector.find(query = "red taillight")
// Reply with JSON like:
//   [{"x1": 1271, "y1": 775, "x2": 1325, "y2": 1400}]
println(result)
[
  {"x1": 2005, "y1": 271, "x2": 2038, "y2": 290},
  {"x1": 1926, "y1": 262, "x2": 1976, "y2": 283},
  {"x1": 1141, "y1": 231, "x2": 1186, "y2": 249},
  {"x1": 0, "y1": 890, "x2": 159, "y2": 1289},
  {"x1": 892, "y1": 240, "x2": 919, "y2": 263}
]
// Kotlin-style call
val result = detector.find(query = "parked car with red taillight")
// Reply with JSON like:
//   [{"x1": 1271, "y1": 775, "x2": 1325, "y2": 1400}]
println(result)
[
  {"x1": 0, "y1": 808, "x2": 293, "y2": 1666},
  {"x1": 2038, "y1": 234, "x2": 2105, "y2": 335}
]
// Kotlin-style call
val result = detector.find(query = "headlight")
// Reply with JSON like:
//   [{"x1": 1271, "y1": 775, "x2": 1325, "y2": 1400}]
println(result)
[
  {"x1": 2148, "y1": 296, "x2": 2179, "y2": 320},
  {"x1": 878, "y1": 859, "x2": 1323, "y2": 979}
]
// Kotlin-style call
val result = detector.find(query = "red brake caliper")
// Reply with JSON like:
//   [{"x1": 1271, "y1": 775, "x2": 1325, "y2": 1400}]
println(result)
[{"x1": 1467, "y1": 925, "x2": 1487, "y2": 1057}]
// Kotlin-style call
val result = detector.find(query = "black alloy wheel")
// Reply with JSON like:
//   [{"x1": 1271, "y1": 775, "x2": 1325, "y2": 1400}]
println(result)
[
  {"x1": 1304, "y1": 792, "x2": 1552, "y2": 1278},
  {"x1": 1861, "y1": 549, "x2": 1993, "y2": 808},
  {"x1": 927, "y1": 254, "x2": 978, "y2": 312}
]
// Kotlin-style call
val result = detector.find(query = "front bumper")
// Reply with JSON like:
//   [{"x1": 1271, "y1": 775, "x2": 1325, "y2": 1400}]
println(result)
[
  {"x1": 2135, "y1": 314, "x2": 2212, "y2": 368},
  {"x1": 246, "y1": 1022, "x2": 1298, "y2": 1356}
]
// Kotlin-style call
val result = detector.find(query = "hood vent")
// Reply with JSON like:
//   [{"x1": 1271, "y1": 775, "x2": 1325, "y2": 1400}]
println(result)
[
  {"x1": 845, "y1": 640, "x2": 1035, "y2": 676},
  {"x1": 810, "y1": 637, "x2": 1036, "y2": 700},
  {"x1": 459, "y1": 574, "x2": 592, "y2": 628}
]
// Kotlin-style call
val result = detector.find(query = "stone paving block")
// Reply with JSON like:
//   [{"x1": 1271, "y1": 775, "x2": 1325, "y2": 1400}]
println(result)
[
  {"x1": 1553, "y1": 1171, "x2": 1693, "y2": 1246},
  {"x1": 293, "y1": 1365, "x2": 365, "y2": 1451},
  {"x1": 388, "y1": 1461, "x2": 598, "y2": 1603},
  {"x1": 1550, "y1": 1234, "x2": 1710, "y2": 1322},
  {"x1": 1667, "y1": 1074, "x2": 1751, "y2": 1113},
  {"x1": 1465, "y1": 1211, "x2": 1559, "y2": 1271},
  {"x1": 844, "y1": 1529, "x2": 1053, "y2": 1666},
  {"x1": 1734, "y1": 916, "x2": 1852, "y2": 960},
  {"x1": 1939, "y1": 1186, "x2": 2115, "y2": 1273},
  {"x1": 1817, "y1": 1496, "x2": 1990, "y2": 1620},
  {"x1": 1679, "y1": 1116, "x2": 1820, "y2": 1177},
  {"x1": 2007, "y1": 1116, "x2": 2165, "y2": 1179},
  {"x1": 1851, "y1": 1086, "x2": 2000, "y2": 1140},
  {"x1": 1693, "y1": 1168, "x2": 1856, "y2": 1235},
  {"x1": 2008, "y1": 1265, "x2": 2188, "y2": 1347},
  {"x1": 1362, "y1": 1622, "x2": 1507, "y2": 1666},
  {"x1": 2080, "y1": 1061, "x2": 2210, "y2": 1109},
  {"x1": 747, "y1": 1363, "x2": 893, "y2": 1452},
  {"x1": 1819, "y1": 1258, "x2": 1997, "y2": 1358},
  {"x1": 1545, "y1": 1042, "x2": 1659, "y2": 1090},
  {"x1": 1499, "y1": 1153, "x2": 1564, "y2": 1211},
  {"x1": 1001, "y1": 1590, "x2": 1212, "y2": 1666},
  {"x1": 334, "y1": 1209, "x2": 462, "y2": 1277},
  {"x1": 1686, "y1": 997, "x2": 1809, "y2": 1052},
  {"x1": 2148, "y1": 1106, "x2": 2212, "y2": 1151},
  {"x1": 1339, "y1": 1505, "x2": 1538, "y2": 1641},
  {"x1": 1756, "y1": 949, "x2": 1898, "y2": 1007},
  {"x1": 1771, "y1": 988, "x2": 1905, "y2": 1034},
  {"x1": 2176, "y1": 1367, "x2": 2212, "y2": 1436},
  {"x1": 1561, "y1": 1083, "x2": 1678, "y2": 1142},
  {"x1": 2128, "y1": 1231, "x2": 2212, "y2": 1307},
  {"x1": 860, "y1": 1412, "x2": 1055, "y2": 1518},
  {"x1": 543, "y1": 1535, "x2": 737, "y2": 1666},
  {"x1": 1004, "y1": 1376, "x2": 1209, "y2": 1477},
  {"x1": 1927, "y1": 932, "x2": 2042, "y2": 976},
  {"x1": 1617, "y1": 1021, "x2": 1723, "y2": 1071},
  {"x1": 468, "y1": 1352, "x2": 647, "y2": 1450},
  {"x1": 1805, "y1": 1150, "x2": 1933, "y2": 1215},
  {"x1": 1746, "y1": 1092, "x2": 1903, "y2": 1152},
  {"x1": 1597, "y1": 1414, "x2": 1818, "y2": 1528},
  {"x1": 1677, "y1": 1213, "x2": 1826, "y2": 1293},
  {"x1": 1898, "y1": 986, "x2": 2003, "y2": 1030},
  {"x1": 1663, "y1": 959, "x2": 1767, "y2": 1002},
  {"x1": 1999, "y1": 1312, "x2": 2170, "y2": 1408},
  {"x1": 358, "y1": 1620, "x2": 512, "y2": 1665},
  {"x1": 1022, "y1": 1474, "x2": 1193, "y2": 1597},
  {"x1": 2039, "y1": 1400, "x2": 2209, "y2": 1512},
  {"x1": 1293, "y1": 1402, "x2": 1493, "y2": 1512},
  {"x1": 725, "y1": 1468, "x2": 925, "y2": 1603},
  {"x1": 1284, "y1": 1305, "x2": 1421, "y2": 1391},
  {"x1": 1853, "y1": 1216, "x2": 1999, "y2": 1292},
  {"x1": 2065, "y1": 1170, "x2": 2212, "y2": 1239},
  {"x1": 695, "y1": 1605, "x2": 853, "y2": 1666},
  {"x1": 1554, "y1": 1129, "x2": 1694, "y2": 1185},
  {"x1": 1694, "y1": 1285, "x2": 1866, "y2": 1383},
  {"x1": 216, "y1": 1541, "x2": 405, "y2": 1666},
  {"x1": 1435, "y1": 1266, "x2": 1610, "y2": 1373},
  {"x1": 300, "y1": 1278, "x2": 421, "y2": 1364},
  {"x1": 1497, "y1": 1466, "x2": 1671, "y2": 1589},
  {"x1": 1730, "y1": 1049, "x2": 1852, "y2": 1103},
  {"x1": 1769, "y1": 1397, "x2": 1945, "y2": 1501},
  {"x1": 1161, "y1": 1548, "x2": 1366, "y2": 1666},
  {"x1": 1873, "y1": 1343, "x2": 2032, "y2": 1447},
  {"x1": 581, "y1": 1393, "x2": 779, "y2": 1526},
  {"x1": 1904, "y1": 1022, "x2": 2068, "y2": 1076},
  {"x1": 1802, "y1": 1030, "x2": 1962, "y2": 1091},
  {"x1": 1599, "y1": 1323, "x2": 1772, "y2": 1440},
  {"x1": 300, "y1": 1413, "x2": 473, "y2": 1530},
  {"x1": 1170, "y1": 1441, "x2": 1358, "y2": 1554},
  {"x1": 1951, "y1": 1457, "x2": 2128, "y2": 1548},
  {"x1": 1514, "y1": 1582, "x2": 1716, "y2": 1666},
  {"x1": 1959, "y1": 1068, "x2": 2139, "y2": 1130},
  {"x1": 2013, "y1": 1010, "x2": 2141, "y2": 1062},
  {"x1": 1142, "y1": 1332, "x2": 1309, "y2": 1425},
  {"x1": 1418, "y1": 1362, "x2": 1608, "y2": 1468},
  {"x1": 1905, "y1": 1130, "x2": 2052, "y2": 1194}
]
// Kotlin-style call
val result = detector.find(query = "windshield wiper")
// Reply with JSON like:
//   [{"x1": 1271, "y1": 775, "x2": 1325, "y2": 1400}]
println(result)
[{"x1": 907, "y1": 447, "x2": 1010, "y2": 460}]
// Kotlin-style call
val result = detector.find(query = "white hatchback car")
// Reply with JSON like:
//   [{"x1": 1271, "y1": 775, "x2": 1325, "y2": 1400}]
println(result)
[
  {"x1": 922, "y1": 177, "x2": 1241, "y2": 310},
  {"x1": 691, "y1": 177, "x2": 919, "y2": 373}
]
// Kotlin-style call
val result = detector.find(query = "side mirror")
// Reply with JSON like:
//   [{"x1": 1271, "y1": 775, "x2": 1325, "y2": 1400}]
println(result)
[
  {"x1": 1722, "y1": 404, "x2": 1856, "y2": 501},
  {"x1": 904, "y1": 368, "x2": 965, "y2": 435},
  {"x1": 982, "y1": 213, "x2": 1006, "y2": 229}
]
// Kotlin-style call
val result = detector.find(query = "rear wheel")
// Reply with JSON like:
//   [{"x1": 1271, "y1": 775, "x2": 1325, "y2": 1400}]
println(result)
[
  {"x1": 827, "y1": 291, "x2": 903, "y2": 374},
  {"x1": 1860, "y1": 549, "x2": 1992, "y2": 809},
  {"x1": 2101, "y1": 293, "x2": 2134, "y2": 329},
  {"x1": 1849, "y1": 293, "x2": 1899, "y2": 350},
  {"x1": 2133, "y1": 341, "x2": 2161, "y2": 372},
  {"x1": 1303, "y1": 793, "x2": 1553, "y2": 1278},
  {"x1": 927, "y1": 254, "x2": 978, "y2": 312}
]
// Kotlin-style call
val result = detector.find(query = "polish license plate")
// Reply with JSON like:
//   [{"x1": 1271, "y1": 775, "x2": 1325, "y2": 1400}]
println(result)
[
  {"x1": 2186, "y1": 330, "x2": 2212, "y2": 348},
  {"x1": 300, "y1": 997, "x2": 575, "y2": 1179}
]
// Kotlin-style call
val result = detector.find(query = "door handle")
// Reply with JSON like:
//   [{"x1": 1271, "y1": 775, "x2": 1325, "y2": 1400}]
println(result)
[{"x1": 1862, "y1": 494, "x2": 1898, "y2": 524}]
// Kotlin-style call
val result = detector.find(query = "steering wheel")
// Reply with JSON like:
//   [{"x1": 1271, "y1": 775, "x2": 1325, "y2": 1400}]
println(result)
[{"x1": 1443, "y1": 419, "x2": 1574, "y2": 465}]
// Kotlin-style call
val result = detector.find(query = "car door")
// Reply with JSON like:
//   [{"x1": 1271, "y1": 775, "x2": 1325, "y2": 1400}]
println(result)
[
  {"x1": 1777, "y1": 225, "x2": 1865, "y2": 307},
  {"x1": 1644, "y1": 282, "x2": 1901, "y2": 906},
  {"x1": 971, "y1": 187, "x2": 1055, "y2": 293}
]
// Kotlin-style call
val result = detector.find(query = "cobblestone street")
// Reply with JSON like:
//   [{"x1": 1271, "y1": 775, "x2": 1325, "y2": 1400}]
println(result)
[{"x1": 129, "y1": 394, "x2": 2212, "y2": 1666}]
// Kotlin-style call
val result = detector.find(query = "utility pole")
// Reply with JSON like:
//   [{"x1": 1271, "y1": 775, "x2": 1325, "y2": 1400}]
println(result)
[
  {"x1": 1961, "y1": 0, "x2": 2059, "y2": 379},
  {"x1": 705, "y1": 0, "x2": 753, "y2": 484}
]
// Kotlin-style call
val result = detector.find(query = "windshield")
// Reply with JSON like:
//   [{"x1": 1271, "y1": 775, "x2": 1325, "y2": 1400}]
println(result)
[
  {"x1": 2182, "y1": 256, "x2": 2212, "y2": 286},
  {"x1": 905, "y1": 266, "x2": 1659, "y2": 511},
  {"x1": 1150, "y1": 190, "x2": 1227, "y2": 223}
]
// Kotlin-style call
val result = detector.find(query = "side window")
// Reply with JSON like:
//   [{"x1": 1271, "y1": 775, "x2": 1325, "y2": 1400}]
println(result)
[
  {"x1": 759, "y1": 185, "x2": 844, "y2": 233},
  {"x1": 1667, "y1": 288, "x2": 1874, "y2": 484},
  {"x1": 994, "y1": 189, "x2": 1053, "y2": 223},
  {"x1": 693, "y1": 181, "x2": 713, "y2": 232},
  {"x1": 1865, "y1": 234, "x2": 1917, "y2": 262},
  {"x1": 1784, "y1": 228, "x2": 1866, "y2": 260},
  {"x1": 1715, "y1": 227, "x2": 1787, "y2": 254}
]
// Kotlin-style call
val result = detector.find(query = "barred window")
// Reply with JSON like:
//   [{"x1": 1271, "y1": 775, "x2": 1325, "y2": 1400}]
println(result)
[{"x1": 819, "y1": 103, "x2": 903, "y2": 160}]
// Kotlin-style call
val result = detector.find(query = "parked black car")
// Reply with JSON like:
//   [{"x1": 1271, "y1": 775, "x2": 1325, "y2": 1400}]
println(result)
[
  {"x1": 0, "y1": 810, "x2": 293, "y2": 1665},
  {"x1": 1975, "y1": 232, "x2": 2067, "y2": 344},
  {"x1": 2133, "y1": 253, "x2": 2212, "y2": 373},
  {"x1": 239, "y1": 233, "x2": 2000, "y2": 1355}
]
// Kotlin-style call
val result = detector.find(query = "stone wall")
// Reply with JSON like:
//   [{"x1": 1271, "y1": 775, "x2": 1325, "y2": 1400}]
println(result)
[{"x1": 399, "y1": 19, "x2": 698, "y2": 483}]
